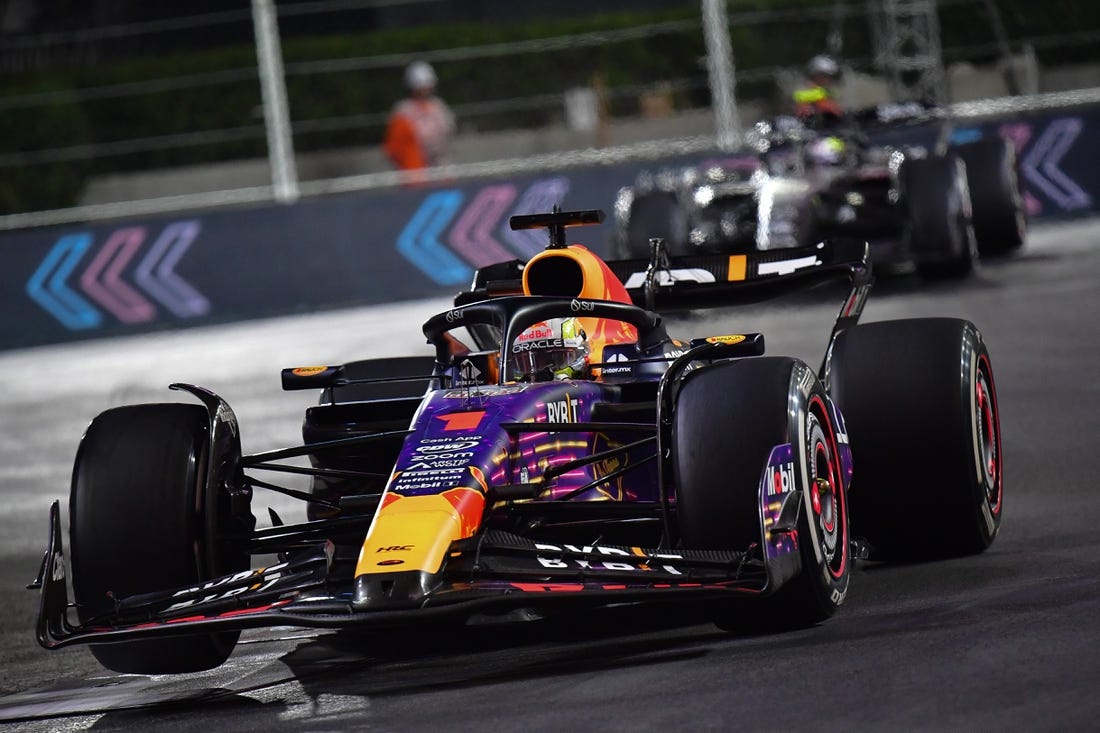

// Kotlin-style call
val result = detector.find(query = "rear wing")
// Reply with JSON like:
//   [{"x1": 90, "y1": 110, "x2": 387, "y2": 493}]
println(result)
[
  {"x1": 611, "y1": 238, "x2": 875, "y2": 389},
  {"x1": 607, "y1": 237, "x2": 871, "y2": 312},
  {"x1": 456, "y1": 237, "x2": 872, "y2": 313}
]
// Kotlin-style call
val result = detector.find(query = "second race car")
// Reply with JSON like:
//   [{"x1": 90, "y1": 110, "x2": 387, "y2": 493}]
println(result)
[{"x1": 614, "y1": 106, "x2": 1027, "y2": 279}]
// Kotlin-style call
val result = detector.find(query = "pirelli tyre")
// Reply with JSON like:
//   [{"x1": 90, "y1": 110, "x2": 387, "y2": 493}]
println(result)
[
  {"x1": 953, "y1": 137, "x2": 1027, "y2": 256},
  {"x1": 618, "y1": 190, "x2": 688, "y2": 259},
  {"x1": 70, "y1": 404, "x2": 248, "y2": 674},
  {"x1": 673, "y1": 357, "x2": 851, "y2": 630},
  {"x1": 828, "y1": 318, "x2": 1002, "y2": 560},
  {"x1": 902, "y1": 155, "x2": 978, "y2": 280}
]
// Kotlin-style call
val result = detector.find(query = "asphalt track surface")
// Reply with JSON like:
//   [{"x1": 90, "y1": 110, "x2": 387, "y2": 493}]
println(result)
[{"x1": 1, "y1": 220, "x2": 1098, "y2": 731}]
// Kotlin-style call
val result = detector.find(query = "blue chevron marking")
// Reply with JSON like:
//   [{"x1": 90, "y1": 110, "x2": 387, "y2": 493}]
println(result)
[
  {"x1": 25, "y1": 233, "x2": 102, "y2": 330},
  {"x1": 396, "y1": 190, "x2": 471, "y2": 286},
  {"x1": 950, "y1": 127, "x2": 983, "y2": 145}
]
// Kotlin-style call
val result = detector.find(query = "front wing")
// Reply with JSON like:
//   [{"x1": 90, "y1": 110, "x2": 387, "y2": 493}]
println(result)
[{"x1": 34, "y1": 498, "x2": 798, "y2": 650}]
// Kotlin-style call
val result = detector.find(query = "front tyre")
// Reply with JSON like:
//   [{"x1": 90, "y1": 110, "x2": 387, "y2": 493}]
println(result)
[
  {"x1": 70, "y1": 404, "x2": 246, "y2": 674},
  {"x1": 619, "y1": 190, "x2": 687, "y2": 258},
  {"x1": 902, "y1": 156, "x2": 977, "y2": 280},
  {"x1": 750, "y1": 383, "x2": 851, "y2": 629},
  {"x1": 672, "y1": 358, "x2": 850, "y2": 630},
  {"x1": 954, "y1": 137, "x2": 1027, "y2": 256}
]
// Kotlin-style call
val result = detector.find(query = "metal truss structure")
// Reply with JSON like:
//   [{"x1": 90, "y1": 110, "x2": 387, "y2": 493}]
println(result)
[{"x1": 868, "y1": 0, "x2": 948, "y2": 103}]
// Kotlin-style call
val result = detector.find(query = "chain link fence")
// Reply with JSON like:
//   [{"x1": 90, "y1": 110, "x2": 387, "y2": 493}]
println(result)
[{"x1": 1, "y1": 0, "x2": 1098, "y2": 227}]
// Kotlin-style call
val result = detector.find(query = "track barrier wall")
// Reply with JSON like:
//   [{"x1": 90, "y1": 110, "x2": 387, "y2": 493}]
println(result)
[{"x1": 2, "y1": 103, "x2": 1098, "y2": 350}]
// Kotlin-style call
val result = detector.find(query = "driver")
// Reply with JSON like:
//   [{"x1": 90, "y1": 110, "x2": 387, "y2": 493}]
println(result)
[
  {"x1": 793, "y1": 54, "x2": 844, "y2": 123},
  {"x1": 806, "y1": 135, "x2": 847, "y2": 166},
  {"x1": 509, "y1": 317, "x2": 590, "y2": 382}
]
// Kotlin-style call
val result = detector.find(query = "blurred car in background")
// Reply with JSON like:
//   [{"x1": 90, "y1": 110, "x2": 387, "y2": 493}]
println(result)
[{"x1": 613, "y1": 103, "x2": 1027, "y2": 279}]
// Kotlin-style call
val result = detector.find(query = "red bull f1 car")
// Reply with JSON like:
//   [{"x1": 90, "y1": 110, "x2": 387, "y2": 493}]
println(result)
[{"x1": 30, "y1": 209, "x2": 1003, "y2": 674}]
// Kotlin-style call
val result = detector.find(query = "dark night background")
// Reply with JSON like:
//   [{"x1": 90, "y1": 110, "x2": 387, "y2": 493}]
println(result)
[{"x1": 0, "y1": 0, "x2": 691, "y2": 54}]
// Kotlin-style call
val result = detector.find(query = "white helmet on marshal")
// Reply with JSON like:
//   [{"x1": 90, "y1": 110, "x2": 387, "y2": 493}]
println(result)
[
  {"x1": 405, "y1": 60, "x2": 437, "y2": 90},
  {"x1": 807, "y1": 54, "x2": 840, "y2": 79}
]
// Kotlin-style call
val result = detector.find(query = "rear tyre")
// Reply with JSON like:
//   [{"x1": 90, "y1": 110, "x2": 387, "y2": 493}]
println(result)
[
  {"x1": 954, "y1": 137, "x2": 1026, "y2": 256},
  {"x1": 902, "y1": 156, "x2": 977, "y2": 280},
  {"x1": 673, "y1": 357, "x2": 850, "y2": 630},
  {"x1": 829, "y1": 318, "x2": 1003, "y2": 560},
  {"x1": 70, "y1": 404, "x2": 246, "y2": 674},
  {"x1": 619, "y1": 190, "x2": 687, "y2": 258}
]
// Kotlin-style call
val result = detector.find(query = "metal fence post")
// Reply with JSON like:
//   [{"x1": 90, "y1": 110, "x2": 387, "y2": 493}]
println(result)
[
  {"x1": 252, "y1": 0, "x2": 299, "y2": 203},
  {"x1": 702, "y1": 0, "x2": 739, "y2": 151}
]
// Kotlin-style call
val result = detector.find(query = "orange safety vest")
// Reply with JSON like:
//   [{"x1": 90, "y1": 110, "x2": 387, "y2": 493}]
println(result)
[
  {"x1": 793, "y1": 84, "x2": 844, "y2": 119},
  {"x1": 383, "y1": 97, "x2": 455, "y2": 170}
]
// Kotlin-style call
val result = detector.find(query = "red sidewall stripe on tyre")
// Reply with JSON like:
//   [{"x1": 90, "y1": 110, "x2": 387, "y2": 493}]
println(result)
[
  {"x1": 810, "y1": 394, "x2": 848, "y2": 581},
  {"x1": 978, "y1": 353, "x2": 1003, "y2": 517}
]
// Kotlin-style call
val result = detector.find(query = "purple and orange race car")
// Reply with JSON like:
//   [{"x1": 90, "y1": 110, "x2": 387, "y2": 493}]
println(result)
[{"x1": 31, "y1": 209, "x2": 1003, "y2": 674}]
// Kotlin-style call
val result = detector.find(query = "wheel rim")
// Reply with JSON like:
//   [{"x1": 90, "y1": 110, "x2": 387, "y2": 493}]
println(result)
[
  {"x1": 807, "y1": 403, "x2": 847, "y2": 580},
  {"x1": 976, "y1": 355, "x2": 1002, "y2": 517}
]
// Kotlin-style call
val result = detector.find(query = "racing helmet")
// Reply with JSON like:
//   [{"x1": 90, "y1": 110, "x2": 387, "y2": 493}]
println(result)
[
  {"x1": 508, "y1": 317, "x2": 589, "y2": 382},
  {"x1": 405, "y1": 60, "x2": 437, "y2": 90},
  {"x1": 807, "y1": 54, "x2": 840, "y2": 80},
  {"x1": 807, "y1": 135, "x2": 846, "y2": 165}
]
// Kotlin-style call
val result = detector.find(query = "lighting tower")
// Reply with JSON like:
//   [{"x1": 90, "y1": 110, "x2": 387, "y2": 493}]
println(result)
[{"x1": 867, "y1": 0, "x2": 947, "y2": 103}]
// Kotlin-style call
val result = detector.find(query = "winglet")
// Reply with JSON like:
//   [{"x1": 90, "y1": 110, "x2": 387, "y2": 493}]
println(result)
[{"x1": 35, "y1": 501, "x2": 74, "y2": 649}]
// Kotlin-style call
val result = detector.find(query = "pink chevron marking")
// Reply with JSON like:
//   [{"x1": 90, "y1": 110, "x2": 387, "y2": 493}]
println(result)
[
  {"x1": 448, "y1": 184, "x2": 517, "y2": 267},
  {"x1": 79, "y1": 227, "x2": 156, "y2": 323},
  {"x1": 135, "y1": 220, "x2": 209, "y2": 318},
  {"x1": 999, "y1": 123, "x2": 1042, "y2": 216},
  {"x1": 998, "y1": 122, "x2": 1031, "y2": 151}
]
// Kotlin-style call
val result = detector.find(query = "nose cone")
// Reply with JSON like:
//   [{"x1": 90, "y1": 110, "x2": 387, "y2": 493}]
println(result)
[{"x1": 353, "y1": 569, "x2": 437, "y2": 609}]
